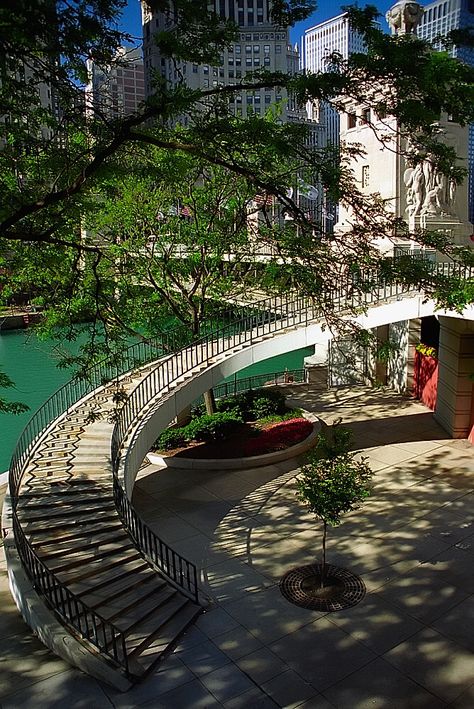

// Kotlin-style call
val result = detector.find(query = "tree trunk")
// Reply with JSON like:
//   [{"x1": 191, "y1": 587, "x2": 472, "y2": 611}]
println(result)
[
  {"x1": 321, "y1": 520, "x2": 327, "y2": 588},
  {"x1": 203, "y1": 388, "x2": 216, "y2": 415}
]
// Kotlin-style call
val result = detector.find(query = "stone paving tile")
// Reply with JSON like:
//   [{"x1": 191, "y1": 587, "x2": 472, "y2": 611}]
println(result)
[
  {"x1": 260, "y1": 668, "x2": 320, "y2": 707},
  {"x1": 143, "y1": 678, "x2": 222, "y2": 708},
  {"x1": 222, "y1": 586, "x2": 325, "y2": 645},
  {"x1": 1, "y1": 669, "x2": 113, "y2": 709},
  {"x1": 203, "y1": 556, "x2": 272, "y2": 602},
  {"x1": 223, "y1": 686, "x2": 279, "y2": 708},
  {"x1": 235, "y1": 647, "x2": 290, "y2": 685},
  {"x1": 199, "y1": 662, "x2": 257, "y2": 703},
  {"x1": 177, "y1": 638, "x2": 232, "y2": 676},
  {"x1": 384, "y1": 628, "x2": 474, "y2": 704},
  {"x1": 429, "y1": 594, "x2": 474, "y2": 652},
  {"x1": 450, "y1": 683, "x2": 474, "y2": 709},
  {"x1": 378, "y1": 563, "x2": 471, "y2": 624},
  {"x1": 211, "y1": 625, "x2": 264, "y2": 661},
  {"x1": 269, "y1": 616, "x2": 377, "y2": 693},
  {"x1": 321, "y1": 657, "x2": 445, "y2": 709},
  {"x1": 325, "y1": 591, "x2": 424, "y2": 655},
  {"x1": 101, "y1": 654, "x2": 195, "y2": 708},
  {"x1": 195, "y1": 606, "x2": 241, "y2": 638}
]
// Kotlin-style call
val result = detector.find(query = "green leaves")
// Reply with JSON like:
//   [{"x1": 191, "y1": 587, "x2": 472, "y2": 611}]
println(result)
[
  {"x1": 0, "y1": 370, "x2": 29, "y2": 415},
  {"x1": 296, "y1": 452, "x2": 373, "y2": 527}
]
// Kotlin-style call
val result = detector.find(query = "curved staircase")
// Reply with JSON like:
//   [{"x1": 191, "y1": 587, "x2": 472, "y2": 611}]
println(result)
[{"x1": 4, "y1": 265, "x2": 472, "y2": 688}]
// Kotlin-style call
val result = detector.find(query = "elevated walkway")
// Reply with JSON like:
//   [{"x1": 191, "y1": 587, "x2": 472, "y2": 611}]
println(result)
[{"x1": 3, "y1": 268, "x2": 474, "y2": 688}]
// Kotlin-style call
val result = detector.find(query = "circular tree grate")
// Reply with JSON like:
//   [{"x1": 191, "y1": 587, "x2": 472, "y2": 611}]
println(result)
[{"x1": 279, "y1": 563, "x2": 366, "y2": 612}]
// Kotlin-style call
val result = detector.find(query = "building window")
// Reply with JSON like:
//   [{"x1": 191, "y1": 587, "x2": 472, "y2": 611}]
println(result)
[
  {"x1": 264, "y1": 44, "x2": 270, "y2": 53},
  {"x1": 348, "y1": 112, "x2": 357, "y2": 129},
  {"x1": 275, "y1": 45, "x2": 282, "y2": 53},
  {"x1": 361, "y1": 165, "x2": 370, "y2": 187},
  {"x1": 361, "y1": 108, "x2": 370, "y2": 123}
]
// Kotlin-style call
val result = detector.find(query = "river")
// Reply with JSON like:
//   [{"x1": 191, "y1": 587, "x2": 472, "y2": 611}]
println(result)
[{"x1": 0, "y1": 328, "x2": 313, "y2": 473}]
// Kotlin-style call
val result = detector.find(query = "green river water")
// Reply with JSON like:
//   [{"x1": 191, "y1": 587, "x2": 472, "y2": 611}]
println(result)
[{"x1": 0, "y1": 328, "x2": 312, "y2": 473}]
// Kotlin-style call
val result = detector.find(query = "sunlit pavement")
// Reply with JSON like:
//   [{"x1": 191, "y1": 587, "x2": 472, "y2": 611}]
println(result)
[{"x1": 1, "y1": 386, "x2": 473, "y2": 707}]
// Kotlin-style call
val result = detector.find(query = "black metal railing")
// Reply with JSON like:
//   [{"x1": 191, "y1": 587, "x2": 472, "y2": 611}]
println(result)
[
  {"x1": 9, "y1": 260, "x2": 473, "y2": 671},
  {"x1": 113, "y1": 481, "x2": 199, "y2": 602},
  {"x1": 194, "y1": 368, "x2": 307, "y2": 405},
  {"x1": 12, "y1": 512, "x2": 129, "y2": 673}
]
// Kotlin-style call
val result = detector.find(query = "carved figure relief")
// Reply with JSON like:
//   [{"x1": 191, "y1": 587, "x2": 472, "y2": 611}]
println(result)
[
  {"x1": 386, "y1": 2, "x2": 424, "y2": 35},
  {"x1": 404, "y1": 160, "x2": 456, "y2": 218}
]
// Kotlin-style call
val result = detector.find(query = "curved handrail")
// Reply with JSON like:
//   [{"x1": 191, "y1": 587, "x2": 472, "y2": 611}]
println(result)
[
  {"x1": 112, "y1": 275, "x2": 407, "y2": 459},
  {"x1": 113, "y1": 260, "x2": 473, "y2": 475},
  {"x1": 12, "y1": 511, "x2": 129, "y2": 674},
  {"x1": 8, "y1": 260, "x2": 473, "y2": 671}
]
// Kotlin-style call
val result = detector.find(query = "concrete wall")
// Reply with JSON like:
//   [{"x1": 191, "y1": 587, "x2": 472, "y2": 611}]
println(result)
[{"x1": 435, "y1": 316, "x2": 474, "y2": 437}]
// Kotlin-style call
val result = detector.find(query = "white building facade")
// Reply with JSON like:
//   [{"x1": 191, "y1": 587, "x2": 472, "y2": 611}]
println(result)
[{"x1": 416, "y1": 0, "x2": 474, "y2": 221}]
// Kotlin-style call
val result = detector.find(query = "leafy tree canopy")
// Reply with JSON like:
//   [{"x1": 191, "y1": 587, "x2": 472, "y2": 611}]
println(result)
[{"x1": 0, "y1": 1, "x2": 473, "y2": 378}]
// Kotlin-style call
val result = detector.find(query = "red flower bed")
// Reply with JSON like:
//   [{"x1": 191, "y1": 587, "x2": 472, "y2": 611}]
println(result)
[{"x1": 243, "y1": 418, "x2": 313, "y2": 457}]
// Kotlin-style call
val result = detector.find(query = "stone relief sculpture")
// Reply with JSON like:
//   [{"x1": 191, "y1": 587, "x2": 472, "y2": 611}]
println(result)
[
  {"x1": 386, "y1": 2, "x2": 424, "y2": 35},
  {"x1": 404, "y1": 159, "x2": 456, "y2": 217}
]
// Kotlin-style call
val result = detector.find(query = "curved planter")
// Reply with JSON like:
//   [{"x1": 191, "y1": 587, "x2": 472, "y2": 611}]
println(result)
[{"x1": 146, "y1": 415, "x2": 321, "y2": 470}]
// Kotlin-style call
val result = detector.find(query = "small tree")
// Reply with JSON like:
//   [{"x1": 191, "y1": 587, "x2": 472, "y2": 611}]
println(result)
[{"x1": 296, "y1": 449, "x2": 373, "y2": 590}]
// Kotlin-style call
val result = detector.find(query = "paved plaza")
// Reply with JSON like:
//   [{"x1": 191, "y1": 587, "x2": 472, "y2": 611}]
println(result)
[{"x1": 0, "y1": 386, "x2": 473, "y2": 707}]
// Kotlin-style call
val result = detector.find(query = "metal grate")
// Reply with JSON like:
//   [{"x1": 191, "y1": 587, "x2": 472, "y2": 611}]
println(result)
[{"x1": 279, "y1": 563, "x2": 366, "y2": 612}]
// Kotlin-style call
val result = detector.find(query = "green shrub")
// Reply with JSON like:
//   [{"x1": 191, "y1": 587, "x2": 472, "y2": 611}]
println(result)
[
  {"x1": 192, "y1": 387, "x2": 287, "y2": 422},
  {"x1": 186, "y1": 411, "x2": 242, "y2": 442},
  {"x1": 155, "y1": 427, "x2": 187, "y2": 451},
  {"x1": 248, "y1": 389, "x2": 286, "y2": 420}
]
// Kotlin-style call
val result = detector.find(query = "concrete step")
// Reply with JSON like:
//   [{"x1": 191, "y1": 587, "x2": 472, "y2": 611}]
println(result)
[
  {"x1": 54, "y1": 549, "x2": 143, "y2": 584},
  {"x1": 119, "y1": 588, "x2": 182, "y2": 638},
  {"x1": 128, "y1": 600, "x2": 201, "y2": 675},
  {"x1": 69, "y1": 559, "x2": 150, "y2": 597},
  {"x1": 77, "y1": 567, "x2": 160, "y2": 607},
  {"x1": 98, "y1": 580, "x2": 172, "y2": 624},
  {"x1": 31, "y1": 521, "x2": 124, "y2": 549},
  {"x1": 18, "y1": 498, "x2": 116, "y2": 522},
  {"x1": 36, "y1": 529, "x2": 130, "y2": 560},
  {"x1": 21, "y1": 508, "x2": 120, "y2": 534},
  {"x1": 42, "y1": 541, "x2": 134, "y2": 574}
]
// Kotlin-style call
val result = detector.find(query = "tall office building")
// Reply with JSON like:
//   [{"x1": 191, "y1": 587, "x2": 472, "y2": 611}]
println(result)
[
  {"x1": 302, "y1": 14, "x2": 367, "y2": 148},
  {"x1": 141, "y1": 1, "x2": 304, "y2": 123},
  {"x1": 416, "y1": 0, "x2": 474, "y2": 220},
  {"x1": 85, "y1": 46, "x2": 145, "y2": 120}
]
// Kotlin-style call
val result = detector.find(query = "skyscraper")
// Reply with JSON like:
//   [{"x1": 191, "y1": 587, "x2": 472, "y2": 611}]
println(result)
[
  {"x1": 141, "y1": 1, "x2": 303, "y2": 123},
  {"x1": 416, "y1": 0, "x2": 474, "y2": 220},
  {"x1": 302, "y1": 13, "x2": 367, "y2": 148},
  {"x1": 86, "y1": 46, "x2": 145, "y2": 120}
]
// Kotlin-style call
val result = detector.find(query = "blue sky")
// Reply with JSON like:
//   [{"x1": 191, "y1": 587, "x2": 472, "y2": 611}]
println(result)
[{"x1": 119, "y1": 1, "x2": 394, "y2": 47}]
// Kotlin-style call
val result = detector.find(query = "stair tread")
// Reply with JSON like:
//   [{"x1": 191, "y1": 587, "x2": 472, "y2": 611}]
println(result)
[
  {"x1": 78, "y1": 569, "x2": 161, "y2": 606},
  {"x1": 36, "y1": 530, "x2": 130, "y2": 559},
  {"x1": 123, "y1": 593, "x2": 187, "y2": 644},
  {"x1": 69, "y1": 559, "x2": 150, "y2": 595},
  {"x1": 129, "y1": 602, "x2": 201, "y2": 674},
  {"x1": 96, "y1": 581, "x2": 173, "y2": 622},
  {"x1": 55, "y1": 550, "x2": 143, "y2": 584},
  {"x1": 46, "y1": 543, "x2": 136, "y2": 573},
  {"x1": 31, "y1": 522, "x2": 124, "y2": 547},
  {"x1": 22, "y1": 510, "x2": 120, "y2": 534}
]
